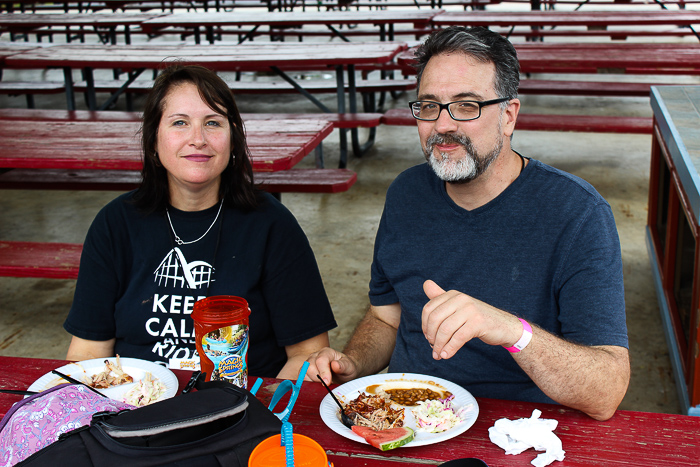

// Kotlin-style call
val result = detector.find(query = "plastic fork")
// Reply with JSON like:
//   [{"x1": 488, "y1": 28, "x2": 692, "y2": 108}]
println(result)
[{"x1": 317, "y1": 374, "x2": 354, "y2": 429}]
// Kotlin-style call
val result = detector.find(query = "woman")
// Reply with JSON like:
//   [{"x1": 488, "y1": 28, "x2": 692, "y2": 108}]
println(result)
[{"x1": 64, "y1": 64, "x2": 337, "y2": 380}]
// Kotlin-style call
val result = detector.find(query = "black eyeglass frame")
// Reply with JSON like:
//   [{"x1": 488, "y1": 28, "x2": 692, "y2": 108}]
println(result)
[{"x1": 408, "y1": 97, "x2": 512, "y2": 122}]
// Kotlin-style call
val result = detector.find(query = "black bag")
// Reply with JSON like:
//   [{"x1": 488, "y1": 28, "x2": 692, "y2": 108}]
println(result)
[{"x1": 17, "y1": 378, "x2": 283, "y2": 467}]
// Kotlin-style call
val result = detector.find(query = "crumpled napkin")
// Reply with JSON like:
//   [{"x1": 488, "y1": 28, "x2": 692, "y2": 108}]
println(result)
[{"x1": 487, "y1": 409, "x2": 565, "y2": 467}]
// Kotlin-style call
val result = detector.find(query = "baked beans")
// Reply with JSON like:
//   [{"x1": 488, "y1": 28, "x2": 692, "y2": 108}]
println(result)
[{"x1": 385, "y1": 388, "x2": 452, "y2": 406}]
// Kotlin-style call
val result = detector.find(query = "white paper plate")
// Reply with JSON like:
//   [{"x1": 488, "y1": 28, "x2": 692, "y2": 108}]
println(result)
[
  {"x1": 27, "y1": 357, "x2": 178, "y2": 404},
  {"x1": 319, "y1": 373, "x2": 478, "y2": 447}
]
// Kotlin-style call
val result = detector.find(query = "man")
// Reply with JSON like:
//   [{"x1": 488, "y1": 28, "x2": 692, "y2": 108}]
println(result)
[{"x1": 308, "y1": 26, "x2": 630, "y2": 421}]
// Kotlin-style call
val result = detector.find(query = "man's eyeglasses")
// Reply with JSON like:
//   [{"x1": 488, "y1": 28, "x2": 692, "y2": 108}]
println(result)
[{"x1": 408, "y1": 97, "x2": 512, "y2": 122}]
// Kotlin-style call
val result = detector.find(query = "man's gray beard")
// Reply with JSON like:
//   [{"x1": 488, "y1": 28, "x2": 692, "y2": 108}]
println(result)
[{"x1": 424, "y1": 132, "x2": 503, "y2": 184}]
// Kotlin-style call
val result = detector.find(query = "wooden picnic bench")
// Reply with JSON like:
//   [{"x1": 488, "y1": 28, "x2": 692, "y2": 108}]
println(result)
[
  {"x1": 0, "y1": 167, "x2": 358, "y2": 193},
  {"x1": 0, "y1": 241, "x2": 82, "y2": 279}
]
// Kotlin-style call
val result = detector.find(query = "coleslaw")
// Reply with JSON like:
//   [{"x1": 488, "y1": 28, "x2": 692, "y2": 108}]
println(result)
[
  {"x1": 123, "y1": 372, "x2": 167, "y2": 407},
  {"x1": 413, "y1": 395, "x2": 469, "y2": 433}
]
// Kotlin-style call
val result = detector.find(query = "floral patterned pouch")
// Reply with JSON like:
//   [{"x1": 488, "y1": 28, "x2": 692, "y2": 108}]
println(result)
[{"x1": 0, "y1": 383, "x2": 133, "y2": 466}]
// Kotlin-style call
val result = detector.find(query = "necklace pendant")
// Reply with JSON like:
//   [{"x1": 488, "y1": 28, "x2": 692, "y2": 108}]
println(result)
[{"x1": 166, "y1": 200, "x2": 223, "y2": 247}]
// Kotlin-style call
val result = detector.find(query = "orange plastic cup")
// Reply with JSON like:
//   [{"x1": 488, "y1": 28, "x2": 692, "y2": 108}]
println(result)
[
  {"x1": 191, "y1": 296, "x2": 250, "y2": 388},
  {"x1": 248, "y1": 434, "x2": 332, "y2": 467}
]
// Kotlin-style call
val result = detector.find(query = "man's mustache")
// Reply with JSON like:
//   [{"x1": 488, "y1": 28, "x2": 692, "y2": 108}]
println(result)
[{"x1": 426, "y1": 133, "x2": 473, "y2": 153}]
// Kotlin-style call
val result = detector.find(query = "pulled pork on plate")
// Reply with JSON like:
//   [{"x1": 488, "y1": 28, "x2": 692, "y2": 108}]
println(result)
[
  {"x1": 89, "y1": 355, "x2": 134, "y2": 389},
  {"x1": 343, "y1": 392, "x2": 405, "y2": 431}
]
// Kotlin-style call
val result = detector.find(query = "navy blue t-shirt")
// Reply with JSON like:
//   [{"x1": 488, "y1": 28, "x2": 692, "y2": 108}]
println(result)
[
  {"x1": 369, "y1": 159, "x2": 628, "y2": 404},
  {"x1": 64, "y1": 191, "x2": 337, "y2": 377}
]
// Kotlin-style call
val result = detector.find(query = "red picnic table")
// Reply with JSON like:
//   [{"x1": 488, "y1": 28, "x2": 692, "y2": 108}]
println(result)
[
  {"x1": 0, "y1": 12, "x2": 165, "y2": 44},
  {"x1": 397, "y1": 41, "x2": 700, "y2": 76},
  {"x1": 140, "y1": 9, "x2": 441, "y2": 44},
  {"x1": 0, "y1": 42, "x2": 43, "y2": 64},
  {"x1": 1, "y1": 355, "x2": 699, "y2": 466},
  {"x1": 0, "y1": 118, "x2": 332, "y2": 172},
  {"x1": 2, "y1": 41, "x2": 407, "y2": 166},
  {"x1": 431, "y1": 10, "x2": 700, "y2": 40},
  {"x1": 1, "y1": 41, "x2": 407, "y2": 109}
]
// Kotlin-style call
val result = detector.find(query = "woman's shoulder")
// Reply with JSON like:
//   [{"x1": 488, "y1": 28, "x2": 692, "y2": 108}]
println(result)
[
  {"x1": 92, "y1": 191, "x2": 152, "y2": 226},
  {"x1": 222, "y1": 193, "x2": 310, "y2": 250},
  {"x1": 249, "y1": 192, "x2": 296, "y2": 219}
]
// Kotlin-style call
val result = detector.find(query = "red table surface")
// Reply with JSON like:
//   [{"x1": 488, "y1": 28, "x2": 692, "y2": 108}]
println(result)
[
  {"x1": 1, "y1": 356, "x2": 699, "y2": 466},
  {"x1": 432, "y1": 10, "x2": 700, "y2": 27},
  {"x1": 141, "y1": 10, "x2": 441, "y2": 31},
  {"x1": 0, "y1": 119, "x2": 333, "y2": 172},
  {"x1": 3, "y1": 41, "x2": 408, "y2": 73},
  {"x1": 0, "y1": 43, "x2": 43, "y2": 65},
  {"x1": 0, "y1": 12, "x2": 164, "y2": 28},
  {"x1": 398, "y1": 42, "x2": 700, "y2": 75}
]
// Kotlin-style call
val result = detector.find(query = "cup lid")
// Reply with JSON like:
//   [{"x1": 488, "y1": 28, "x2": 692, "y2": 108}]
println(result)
[
  {"x1": 192, "y1": 295, "x2": 250, "y2": 324},
  {"x1": 249, "y1": 434, "x2": 328, "y2": 467}
]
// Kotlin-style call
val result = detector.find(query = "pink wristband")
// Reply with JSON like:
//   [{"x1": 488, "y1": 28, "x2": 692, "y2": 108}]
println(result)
[{"x1": 503, "y1": 318, "x2": 533, "y2": 353}]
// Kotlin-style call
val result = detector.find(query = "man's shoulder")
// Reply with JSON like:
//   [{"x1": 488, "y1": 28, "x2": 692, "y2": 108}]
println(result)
[
  {"x1": 389, "y1": 163, "x2": 433, "y2": 192},
  {"x1": 528, "y1": 159, "x2": 607, "y2": 205}
]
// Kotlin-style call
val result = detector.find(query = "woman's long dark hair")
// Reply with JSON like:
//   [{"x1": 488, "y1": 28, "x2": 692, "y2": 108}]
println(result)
[{"x1": 133, "y1": 64, "x2": 260, "y2": 213}]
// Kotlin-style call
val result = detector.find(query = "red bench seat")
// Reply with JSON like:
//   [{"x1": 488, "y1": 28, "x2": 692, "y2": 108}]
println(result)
[
  {"x1": 0, "y1": 241, "x2": 82, "y2": 280},
  {"x1": 0, "y1": 167, "x2": 357, "y2": 279},
  {"x1": 0, "y1": 168, "x2": 357, "y2": 194}
]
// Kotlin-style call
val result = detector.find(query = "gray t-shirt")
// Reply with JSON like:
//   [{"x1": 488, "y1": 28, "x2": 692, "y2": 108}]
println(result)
[{"x1": 369, "y1": 158, "x2": 627, "y2": 404}]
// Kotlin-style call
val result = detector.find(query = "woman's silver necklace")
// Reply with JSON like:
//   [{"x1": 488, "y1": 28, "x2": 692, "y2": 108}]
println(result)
[{"x1": 166, "y1": 199, "x2": 224, "y2": 246}]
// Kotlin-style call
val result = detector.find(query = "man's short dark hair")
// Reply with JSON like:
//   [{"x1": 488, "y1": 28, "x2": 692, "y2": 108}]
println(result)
[{"x1": 413, "y1": 26, "x2": 520, "y2": 101}]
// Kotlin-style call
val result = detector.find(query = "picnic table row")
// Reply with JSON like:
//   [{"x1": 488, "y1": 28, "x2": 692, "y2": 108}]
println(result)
[
  {"x1": 0, "y1": 40, "x2": 412, "y2": 165},
  {"x1": 0, "y1": 39, "x2": 689, "y2": 146},
  {"x1": 2, "y1": 40, "x2": 700, "y2": 107},
  {"x1": 3, "y1": 8, "x2": 700, "y2": 45}
]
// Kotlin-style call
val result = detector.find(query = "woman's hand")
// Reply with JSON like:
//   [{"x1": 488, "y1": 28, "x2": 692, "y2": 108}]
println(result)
[{"x1": 277, "y1": 333, "x2": 331, "y2": 381}]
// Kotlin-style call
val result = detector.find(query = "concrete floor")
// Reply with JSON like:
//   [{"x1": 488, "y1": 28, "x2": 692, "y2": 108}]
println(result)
[{"x1": 0, "y1": 11, "x2": 695, "y2": 415}]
